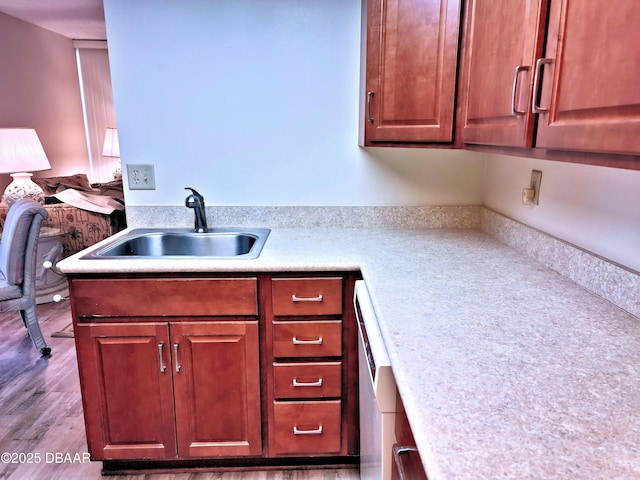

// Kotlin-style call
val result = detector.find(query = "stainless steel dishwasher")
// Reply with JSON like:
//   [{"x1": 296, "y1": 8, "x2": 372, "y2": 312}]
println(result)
[{"x1": 354, "y1": 280, "x2": 397, "y2": 480}]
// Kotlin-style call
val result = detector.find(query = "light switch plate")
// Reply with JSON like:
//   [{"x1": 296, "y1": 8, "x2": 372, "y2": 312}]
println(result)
[
  {"x1": 523, "y1": 169, "x2": 542, "y2": 205},
  {"x1": 126, "y1": 164, "x2": 156, "y2": 190}
]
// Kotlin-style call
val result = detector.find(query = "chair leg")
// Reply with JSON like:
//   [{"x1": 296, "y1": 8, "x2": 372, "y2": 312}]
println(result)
[{"x1": 20, "y1": 303, "x2": 51, "y2": 357}]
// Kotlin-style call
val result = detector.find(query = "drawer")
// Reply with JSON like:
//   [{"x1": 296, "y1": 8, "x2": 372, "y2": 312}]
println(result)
[
  {"x1": 273, "y1": 362, "x2": 342, "y2": 399},
  {"x1": 272, "y1": 277, "x2": 343, "y2": 316},
  {"x1": 273, "y1": 321, "x2": 342, "y2": 358},
  {"x1": 70, "y1": 277, "x2": 258, "y2": 317},
  {"x1": 273, "y1": 400, "x2": 341, "y2": 455}
]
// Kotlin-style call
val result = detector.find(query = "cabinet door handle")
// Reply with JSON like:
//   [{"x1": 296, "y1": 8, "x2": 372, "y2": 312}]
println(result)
[
  {"x1": 394, "y1": 445, "x2": 421, "y2": 480},
  {"x1": 532, "y1": 58, "x2": 553, "y2": 114},
  {"x1": 511, "y1": 65, "x2": 530, "y2": 115},
  {"x1": 293, "y1": 425, "x2": 323, "y2": 435},
  {"x1": 292, "y1": 336, "x2": 323, "y2": 345},
  {"x1": 293, "y1": 378, "x2": 323, "y2": 387},
  {"x1": 367, "y1": 91, "x2": 375, "y2": 123},
  {"x1": 158, "y1": 343, "x2": 167, "y2": 373},
  {"x1": 173, "y1": 343, "x2": 181, "y2": 372},
  {"x1": 292, "y1": 294, "x2": 323, "y2": 302}
]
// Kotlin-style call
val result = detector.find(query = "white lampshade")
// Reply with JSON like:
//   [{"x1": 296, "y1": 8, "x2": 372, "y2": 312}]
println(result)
[
  {"x1": 0, "y1": 128, "x2": 51, "y2": 174},
  {"x1": 102, "y1": 128, "x2": 120, "y2": 158},
  {"x1": 0, "y1": 128, "x2": 51, "y2": 206}
]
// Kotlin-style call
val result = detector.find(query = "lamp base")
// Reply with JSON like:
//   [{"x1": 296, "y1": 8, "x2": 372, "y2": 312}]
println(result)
[{"x1": 3, "y1": 172, "x2": 46, "y2": 206}]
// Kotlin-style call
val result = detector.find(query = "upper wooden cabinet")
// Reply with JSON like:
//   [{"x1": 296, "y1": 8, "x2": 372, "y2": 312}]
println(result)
[
  {"x1": 460, "y1": 0, "x2": 548, "y2": 147},
  {"x1": 360, "y1": 0, "x2": 462, "y2": 144},
  {"x1": 535, "y1": 0, "x2": 640, "y2": 155},
  {"x1": 462, "y1": 0, "x2": 640, "y2": 157}
]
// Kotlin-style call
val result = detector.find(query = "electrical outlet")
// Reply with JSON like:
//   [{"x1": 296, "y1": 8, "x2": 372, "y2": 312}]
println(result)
[{"x1": 126, "y1": 164, "x2": 156, "y2": 190}]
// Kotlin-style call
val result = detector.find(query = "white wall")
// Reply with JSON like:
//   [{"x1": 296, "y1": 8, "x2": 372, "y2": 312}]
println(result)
[
  {"x1": 104, "y1": 0, "x2": 639, "y2": 272},
  {"x1": 483, "y1": 154, "x2": 640, "y2": 272},
  {"x1": 104, "y1": 0, "x2": 484, "y2": 207}
]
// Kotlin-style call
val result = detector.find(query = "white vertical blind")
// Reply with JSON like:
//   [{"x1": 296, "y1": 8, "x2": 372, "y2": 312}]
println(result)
[{"x1": 75, "y1": 42, "x2": 118, "y2": 183}]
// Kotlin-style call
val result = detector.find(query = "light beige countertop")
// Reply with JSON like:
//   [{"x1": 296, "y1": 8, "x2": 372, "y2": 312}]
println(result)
[{"x1": 58, "y1": 226, "x2": 640, "y2": 479}]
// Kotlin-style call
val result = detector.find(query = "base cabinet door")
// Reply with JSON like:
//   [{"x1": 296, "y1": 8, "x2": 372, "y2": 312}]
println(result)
[
  {"x1": 75, "y1": 321, "x2": 261, "y2": 461},
  {"x1": 171, "y1": 322, "x2": 262, "y2": 458},
  {"x1": 75, "y1": 323, "x2": 177, "y2": 460}
]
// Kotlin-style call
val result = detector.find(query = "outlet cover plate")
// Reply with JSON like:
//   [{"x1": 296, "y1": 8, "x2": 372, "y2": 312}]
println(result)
[{"x1": 127, "y1": 164, "x2": 156, "y2": 190}]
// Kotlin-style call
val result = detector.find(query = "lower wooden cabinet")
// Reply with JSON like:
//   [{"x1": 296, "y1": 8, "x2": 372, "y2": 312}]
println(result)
[
  {"x1": 266, "y1": 276, "x2": 358, "y2": 459},
  {"x1": 75, "y1": 320, "x2": 261, "y2": 460},
  {"x1": 391, "y1": 391, "x2": 427, "y2": 480},
  {"x1": 69, "y1": 272, "x2": 359, "y2": 470}
]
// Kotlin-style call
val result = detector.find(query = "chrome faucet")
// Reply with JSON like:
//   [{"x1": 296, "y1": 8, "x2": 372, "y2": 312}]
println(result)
[{"x1": 184, "y1": 187, "x2": 208, "y2": 233}]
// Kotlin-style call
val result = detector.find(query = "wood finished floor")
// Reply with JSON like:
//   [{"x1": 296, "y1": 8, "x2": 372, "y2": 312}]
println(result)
[{"x1": 0, "y1": 300, "x2": 359, "y2": 479}]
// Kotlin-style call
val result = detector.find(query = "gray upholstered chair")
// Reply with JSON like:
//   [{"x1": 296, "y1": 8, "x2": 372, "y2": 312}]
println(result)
[{"x1": 0, "y1": 199, "x2": 51, "y2": 356}]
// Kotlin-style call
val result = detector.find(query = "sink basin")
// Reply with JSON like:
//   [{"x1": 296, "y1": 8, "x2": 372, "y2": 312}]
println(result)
[{"x1": 83, "y1": 228, "x2": 270, "y2": 259}]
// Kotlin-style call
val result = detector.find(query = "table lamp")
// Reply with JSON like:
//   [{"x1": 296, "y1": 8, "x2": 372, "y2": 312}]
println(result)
[{"x1": 0, "y1": 128, "x2": 51, "y2": 206}]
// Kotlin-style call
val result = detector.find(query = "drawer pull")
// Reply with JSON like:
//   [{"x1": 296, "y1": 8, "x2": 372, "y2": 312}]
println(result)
[
  {"x1": 293, "y1": 378, "x2": 323, "y2": 387},
  {"x1": 293, "y1": 425, "x2": 323, "y2": 435},
  {"x1": 291, "y1": 294, "x2": 323, "y2": 302},
  {"x1": 393, "y1": 445, "x2": 422, "y2": 480},
  {"x1": 292, "y1": 336, "x2": 323, "y2": 345}
]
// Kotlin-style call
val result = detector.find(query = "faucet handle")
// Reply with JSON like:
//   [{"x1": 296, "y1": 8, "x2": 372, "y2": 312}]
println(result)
[{"x1": 184, "y1": 187, "x2": 204, "y2": 202}]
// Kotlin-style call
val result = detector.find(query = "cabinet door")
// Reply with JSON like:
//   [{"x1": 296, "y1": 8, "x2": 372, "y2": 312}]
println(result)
[
  {"x1": 171, "y1": 322, "x2": 262, "y2": 458},
  {"x1": 74, "y1": 323, "x2": 177, "y2": 460},
  {"x1": 535, "y1": 0, "x2": 640, "y2": 154},
  {"x1": 363, "y1": 0, "x2": 461, "y2": 143},
  {"x1": 461, "y1": 0, "x2": 548, "y2": 147}
]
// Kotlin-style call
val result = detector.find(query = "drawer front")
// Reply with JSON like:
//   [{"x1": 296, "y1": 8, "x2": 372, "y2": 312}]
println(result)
[
  {"x1": 272, "y1": 277, "x2": 343, "y2": 316},
  {"x1": 70, "y1": 277, "x2": 258, "y2": 317},
  {"x1": 273, "y1": 321, "x2": 342, "y2": 358},
  {"x1": 273, "y1": 362, "x2": 342, "y2": 399},
  {"x1": 273, "y1": 400, "x2": 341, "y2": 455}
]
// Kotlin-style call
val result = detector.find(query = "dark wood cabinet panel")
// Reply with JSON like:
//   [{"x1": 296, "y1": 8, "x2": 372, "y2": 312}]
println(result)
[
  {"x1": 71, "y1": 277, "x2": 258, "y2": 318},
  {"x1": 272, "y1": 401, "x2": 342, "y2": 455},
  {"x1": 271, "y1": 277, "x2": 343, "y2": 316},
  {"x1": 273, "y1": 362, "x2": 342, "y2": 399},
  {"x1": 272, "y1": 321, "x2": 343, "y2": 358},
  {"x1": 461, "y1": 0, "x2": 640, "y2": 163},
  {"x1": 75, "y1": 323, "x2": 177, "y2": 460},
  {"x1": 461, "y1": 0, "x2": 548, "y2": 147},
  {"x1": 535, "y1": 0, "x2": 640, "y2": 155},
  {"x1": 362, "y1": 0, "x2": 462, "y2": 144},
  {"x1": 75, "y1": 320, "x2": 262, "y2": 461},
  {"x1": 172, "y1": 322, "x2": 262, "y2": 458}
]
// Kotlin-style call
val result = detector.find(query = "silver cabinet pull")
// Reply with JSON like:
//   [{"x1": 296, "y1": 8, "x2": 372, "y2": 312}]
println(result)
[
  {"x1": 292, "y1": 336, "x2": 323, "y2": 345},
  {"x1": 173, "y1": 343, "x2": 181, "y2": 372},
  {"x1": 532, "y1": 58, "x2": 553, "y2": 113},
  {"x1": 293, "y1": 425, "x2": 323, "y2": 435},
  {"x1": 292, "y1": 378, "x2": 323, "y2": 387},
  {"x1": 511, "y1": 65, "x2": 530, "y2": 115},
  {"x1": 367, "y1": 91, "x2": 375, "y2": 123},
  {"x1": 394, "y1": 446, "x2": 421, "y2": 480},
  {"x1": 292, "y1": 294, "x2": 323, "y2": 302},
  {"x1": 158, "y1": 343, "x2": 166, "y2": 373}
]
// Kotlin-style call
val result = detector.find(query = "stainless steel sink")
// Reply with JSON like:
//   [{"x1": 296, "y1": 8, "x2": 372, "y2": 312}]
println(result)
[{"x1": 83, "y1": 228, "x2": 270, "y2": 259}]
